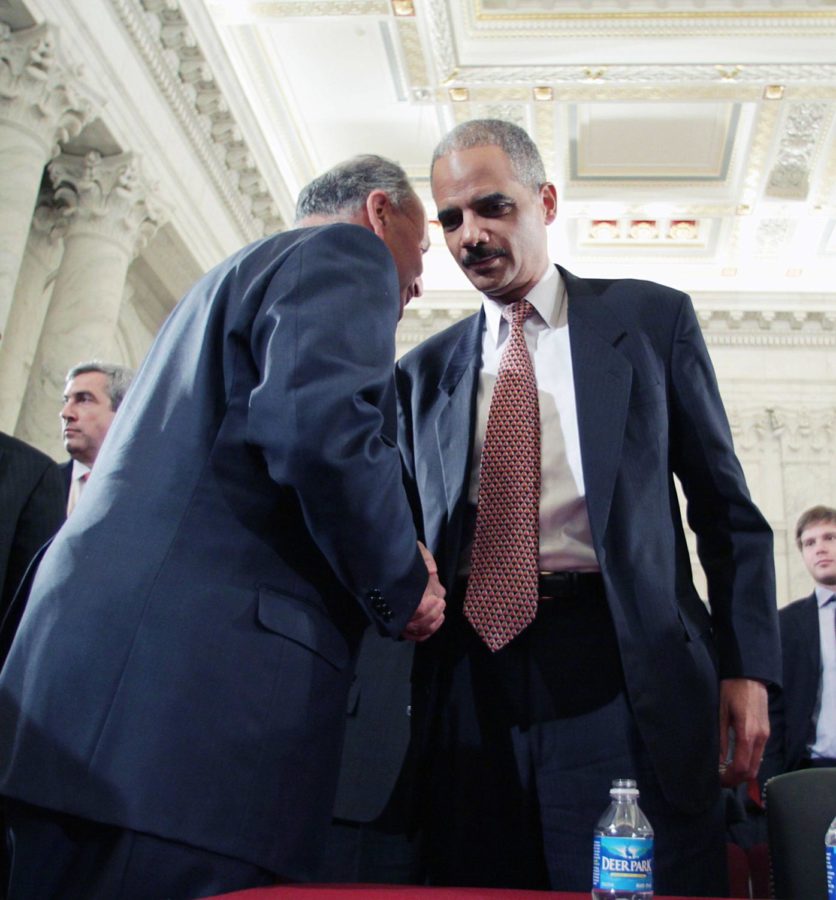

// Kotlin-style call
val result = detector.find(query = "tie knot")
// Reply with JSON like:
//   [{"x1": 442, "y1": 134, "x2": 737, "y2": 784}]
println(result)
[{"x1": 502, "y1": 299, "x2": 534, "y2": 330}]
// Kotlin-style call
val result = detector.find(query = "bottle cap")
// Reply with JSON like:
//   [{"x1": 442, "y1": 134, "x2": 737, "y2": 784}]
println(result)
[{"x1": 610, "y1": 778, "x2": 639, "y2": 798}]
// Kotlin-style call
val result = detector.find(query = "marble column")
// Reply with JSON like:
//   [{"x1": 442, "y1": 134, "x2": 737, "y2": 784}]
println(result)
[
  {"x1": 17, "y1": 150, "x2": 164, "y2": 457},
  {"x1": 0, "y1": 196, "x2": 67, "y2": 434},
  {"x1": 0, "y1": 22, "x2": 91, "y2": 339}
]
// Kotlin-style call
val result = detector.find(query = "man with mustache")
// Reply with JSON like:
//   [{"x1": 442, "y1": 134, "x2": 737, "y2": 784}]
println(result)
[{"x1": 396, "y1": 119, "x2": 779, "y2": 894}]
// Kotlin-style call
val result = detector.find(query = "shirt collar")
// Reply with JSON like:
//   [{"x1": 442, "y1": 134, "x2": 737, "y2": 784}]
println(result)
[
  {"x1": 815, "y1": 585, "x2": 836, "y2": 608},
  {"x1": 71, "y1": 459, "x2": 91, "y2": 480},
  {"x1": 481, "y1": 264, "x2": 566, "y2": 348}
]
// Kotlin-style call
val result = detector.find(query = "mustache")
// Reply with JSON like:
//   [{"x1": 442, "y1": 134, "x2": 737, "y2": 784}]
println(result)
[{"x1": 462, "y1": 245, "x2": 507, "y2": 267}]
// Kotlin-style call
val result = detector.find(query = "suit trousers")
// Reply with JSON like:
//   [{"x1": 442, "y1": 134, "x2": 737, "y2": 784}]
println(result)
[
  {"x1": 420, "y1": 579, "x2": 727, "y2": 895},
  {"x1": 3, "y1": 799, "x2": 277, "y2": 900}
]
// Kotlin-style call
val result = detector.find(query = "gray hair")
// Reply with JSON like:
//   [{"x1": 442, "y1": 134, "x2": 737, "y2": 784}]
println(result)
[
  {"x1": 294, "y1": 154, "x2": 416, "y2": 223},
  {"x1": 65, "y1": 360, "x2": 135, "y2": 411},
  {"x1": 431, "y1": 119, "x2": 547, "y2": 192}
]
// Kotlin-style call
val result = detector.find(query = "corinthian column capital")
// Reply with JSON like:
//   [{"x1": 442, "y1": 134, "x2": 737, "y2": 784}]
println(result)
[
  {"x1": 49, "y1": 150, "x2": 167, "y2": 258},
  {"x1": 0, "y1": 22, "x2": 94, "y2": 156}
]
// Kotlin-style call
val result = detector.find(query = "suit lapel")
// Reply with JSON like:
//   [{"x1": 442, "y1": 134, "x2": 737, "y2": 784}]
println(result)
[
  {"x1": 562, "y1": 267, "x2": 633, "y2": 545},
  {"x1": 803, "y1": 592, "x2": 822, "y2": 682},
  {"x1": 436, "y1": 312, "x2": 482, "y2": 521}
]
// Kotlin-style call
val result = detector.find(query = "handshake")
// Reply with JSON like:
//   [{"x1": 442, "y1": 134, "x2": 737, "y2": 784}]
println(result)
[{"x1": 401, "y1": 541, "x2": 446, "y2": 643}]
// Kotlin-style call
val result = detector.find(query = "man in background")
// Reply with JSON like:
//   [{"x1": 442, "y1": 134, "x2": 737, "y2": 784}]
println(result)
[
  {"x1": 60, "y1": 360, "x2": 134, "y2": 513},
  {"x1": 0, "y1": 433, "x2": 65, "y2": 623},
  {"x1": 396, "y1": 119, "x2": 779, "y2": 895},
  {"x1": 761, "y1": 505, "x2": 836, "y2": 780},
  {"x1": 0, "y1": 154, "x2": 444, "y2": 900}
]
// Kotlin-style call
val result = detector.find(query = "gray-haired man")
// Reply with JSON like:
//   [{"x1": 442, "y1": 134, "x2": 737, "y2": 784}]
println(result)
[
  {"x1": 61, "y1": 360, "x2": 134, "y2": 513},
  {"x1": 0, "y1": 154, "x2": 444, "y2": 900}
]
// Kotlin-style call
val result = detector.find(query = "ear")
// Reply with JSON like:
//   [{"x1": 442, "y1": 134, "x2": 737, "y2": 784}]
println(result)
[
  {"x1": 539, "y1": 182, "x2": 558, "y2": 225},
  {"x1": 364, "y1": 189, "x2": 391, "y2": 240}
]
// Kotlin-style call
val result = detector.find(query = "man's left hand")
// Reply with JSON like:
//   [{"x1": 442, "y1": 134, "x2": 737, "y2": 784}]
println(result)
[{"x1": 718, "y1": 677, "x2": 769, "y2": 787}]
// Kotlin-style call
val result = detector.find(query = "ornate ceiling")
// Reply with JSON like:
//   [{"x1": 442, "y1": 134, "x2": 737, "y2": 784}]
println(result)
[{"x1": 6, "y1": 0, "x2": 836, "y2": 348}]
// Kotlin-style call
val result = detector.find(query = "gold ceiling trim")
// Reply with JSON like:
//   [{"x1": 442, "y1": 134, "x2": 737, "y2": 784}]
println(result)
[
  {"x1": 222, "y1": 1, "x2": 391, "y2": 18},
  {"x1": 473, "y1": 3, "x2": 836, "y2": 24}
]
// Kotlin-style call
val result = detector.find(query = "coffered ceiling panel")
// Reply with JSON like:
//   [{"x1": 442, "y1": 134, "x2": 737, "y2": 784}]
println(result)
[{"x1": 570, "y1": 102, "x2": 738, "y2": 181}]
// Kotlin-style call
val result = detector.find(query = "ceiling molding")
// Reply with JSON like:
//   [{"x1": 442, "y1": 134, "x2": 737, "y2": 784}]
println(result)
[{"x1": 112, "y1": 0, "x2": 285, "y2": 239}]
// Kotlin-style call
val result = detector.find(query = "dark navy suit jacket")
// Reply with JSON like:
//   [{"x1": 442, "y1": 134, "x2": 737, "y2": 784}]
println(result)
[
  {"x1": 0, "y1": 433, "x2": 65, "y2": 622},
  {"x1": 330, "y1": 630, "x2": 414, "y2": 824},
  {"x1": 761, "y1": 592, "x2": 821, "y2": 783},
  {"x1": 396, "y1": 266, "x2": 780, "y2": 816},
  {"x1": 0, "y1": 224, "x2": 427, "y2": 879}
]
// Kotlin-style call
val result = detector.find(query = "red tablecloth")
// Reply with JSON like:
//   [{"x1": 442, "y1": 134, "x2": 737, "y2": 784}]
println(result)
[{"x1": 204, "y1": 886, "x2": 738, "y2": 900}]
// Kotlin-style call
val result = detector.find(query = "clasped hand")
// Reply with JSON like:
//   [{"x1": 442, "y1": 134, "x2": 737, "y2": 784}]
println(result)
[{"x1": 402, "y1": 541, "x2": 446, "y2": 642}]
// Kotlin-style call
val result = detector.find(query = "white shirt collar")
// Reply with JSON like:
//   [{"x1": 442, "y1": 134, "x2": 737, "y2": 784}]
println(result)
[
  {"x1": 815, "y1": 584, "x2": 836, "y2": 608},
  {"x1": 481, "y1": 264, "x2": 565, "y2": 347},
  {"x1": 71, "y1": 459, "x2": 91, "y2": 480}
]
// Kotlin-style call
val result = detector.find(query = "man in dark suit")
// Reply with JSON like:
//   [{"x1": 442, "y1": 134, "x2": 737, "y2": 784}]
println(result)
[
  {"x1": 0, "y1": 154, "x2": 445, "y2": 900},
  {"x1": 0, "y1": 433, "x2": 65, "y2": 624},
  {"x1": 395, "y1": 120, "x2": 779, "y2": 894},
  {"x1": 761, "y1": 505, "x2": 836, "y2": 781},
  {"x1": 59, "y1": 360, "x2": 135, "y2": 513}
]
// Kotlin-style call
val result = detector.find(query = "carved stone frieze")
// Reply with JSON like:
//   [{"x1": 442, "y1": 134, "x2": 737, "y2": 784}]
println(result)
[
  {"x1": 767, "y1": 102, "x2": 830, "y2": 199},
  {"x1": 468, "y1": 3, "x2": 836, "y2": 39},
  {"x1": 446, "y1": 63, "x2": 836, "y2": 88},
  {"x1": 425, "y1": 0, "x2": 457, "y2": 82},
  {"x1": 698, "y1": 308, "x2": 836, "y2": 346},
  {"x1": 231, "y1": 1, "x2": 390, "y2": 15},
  {"x1": 754, "y1": 218, "x2": 795, "y2": 257},
  {"x1": 48, "y1": 150, "x2": 166, "y2": 258},
  {"x1": 727, "y1": 406, "x2": 835, "y2": 457},
  {"x1": 105, "y1": 0, "x2": 284, "y2": 239},
  {"x1": 397, "y1": 302, "x2": 836, "y2": 354},
  {"x1": 0, "y1": 22, "x2": 94, "y2": 155}
]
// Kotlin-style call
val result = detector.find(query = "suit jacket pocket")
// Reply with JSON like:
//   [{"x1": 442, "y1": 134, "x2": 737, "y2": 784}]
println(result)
[{"x1": 257, "y1": 586, "x2": 350, "y2": 672}]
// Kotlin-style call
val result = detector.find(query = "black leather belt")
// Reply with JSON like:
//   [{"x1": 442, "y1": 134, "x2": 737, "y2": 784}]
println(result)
[
  {"x1": 455, "y1": 571, "x2": 603, "y2": 601},
  {"x1": 537, "y1": 571, "x2": 603, "y2": 600}
]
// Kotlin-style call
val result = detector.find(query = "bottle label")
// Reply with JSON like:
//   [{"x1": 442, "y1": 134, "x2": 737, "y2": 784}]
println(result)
[
  {"x1": 593, "y1": 835, "x2": 654, "y2": 893},
  {"x1": 827, "y1": 844, "x2": 835, "y2": 900}
]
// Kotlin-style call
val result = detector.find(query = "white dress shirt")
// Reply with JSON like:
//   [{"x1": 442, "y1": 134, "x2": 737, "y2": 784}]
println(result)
[
  {"x1": 66, "y1": 459, "x2": 91, "y2": 516},
  {"x1": 810, "y1": 584, "x2": 836, "y2": 759},
  {"x1": 462, "y1": 264, "x2": 599, "y2": 574}
]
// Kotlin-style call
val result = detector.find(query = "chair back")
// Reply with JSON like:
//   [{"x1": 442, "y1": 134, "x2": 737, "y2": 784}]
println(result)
[{"x1": 765, "y1": 767, "x2": 836, "y2": 899}]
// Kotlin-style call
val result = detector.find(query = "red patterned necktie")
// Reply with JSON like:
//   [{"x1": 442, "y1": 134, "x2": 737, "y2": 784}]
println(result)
[{"x1": 464, "y1": 299, "x2": 541, "y2": 652}]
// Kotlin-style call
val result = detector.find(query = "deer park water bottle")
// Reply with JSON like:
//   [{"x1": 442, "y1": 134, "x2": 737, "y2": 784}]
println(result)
[
  {"x1": 826, "y1": 811, "x2": 836, "y2": 900},
  {"x1": 592, "y1": 778, "x2": 654, "y2": 899}
]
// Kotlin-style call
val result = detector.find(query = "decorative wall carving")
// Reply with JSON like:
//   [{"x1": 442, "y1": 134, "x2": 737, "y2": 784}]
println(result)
[
  {"x1": 108, "y1": 0, "x2": 284, "y2": 240},
  {"x1": 767, "y1": 102, "x2": 829, "y2": 199},
  {"x1": 397, "y1": 303, "x2": 836, "y2": 354},
  {"x1": 49, "y1": 150, "x2": 165, "y2": 257},
  {"x1": 0, "y1": 22, "x2": 93, "y2": 153}
]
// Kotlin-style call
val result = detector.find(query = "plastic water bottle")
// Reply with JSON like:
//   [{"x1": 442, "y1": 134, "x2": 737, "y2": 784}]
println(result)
[
  {"x1": 592, "y1": 778, "x2": 654, "y2": 899},
  {"x1": 826, "y1": 811, "x2": 836, "y2": 900}
]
